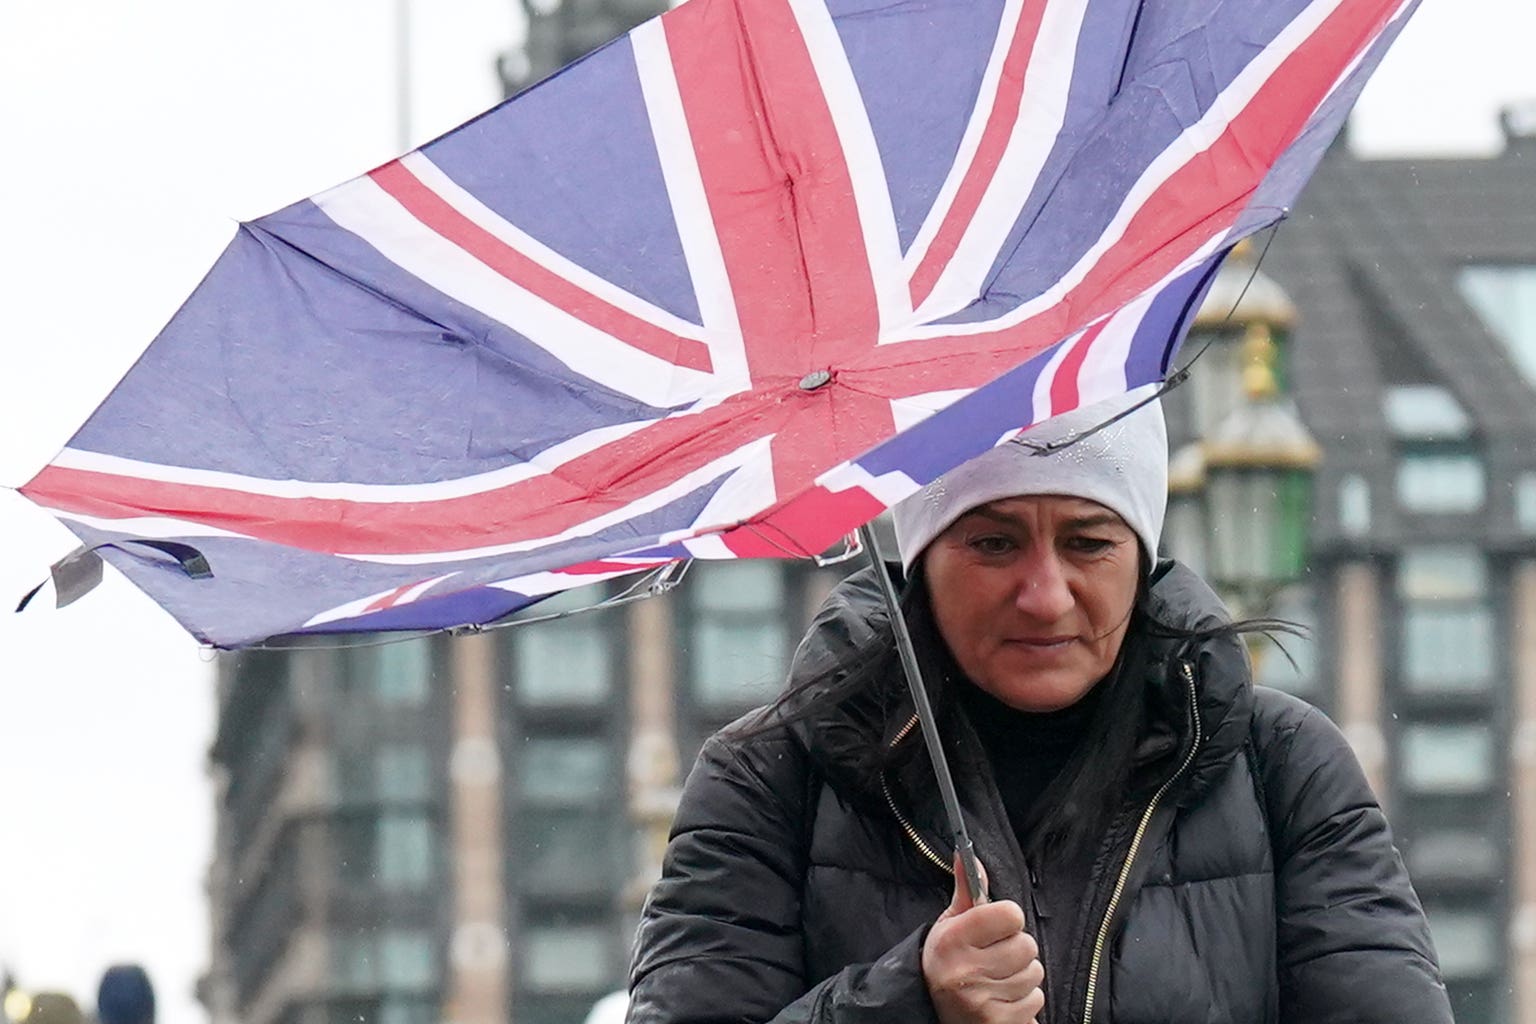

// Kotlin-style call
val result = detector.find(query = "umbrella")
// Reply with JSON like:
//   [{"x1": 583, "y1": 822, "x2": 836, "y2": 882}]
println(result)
[{"x1": 14, "y1": 0, "x2": 1417, "y2": 650}]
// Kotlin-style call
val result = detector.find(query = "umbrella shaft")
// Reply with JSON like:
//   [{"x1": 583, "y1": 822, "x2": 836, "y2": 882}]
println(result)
[{"x1": 857, "y1": 525, "x2": 985, "y2": 904}]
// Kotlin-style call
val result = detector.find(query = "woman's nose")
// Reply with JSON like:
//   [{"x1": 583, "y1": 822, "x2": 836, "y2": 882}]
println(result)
[{"x1": 1013, "y1": 550, "x2": 1074, "y2": 620}]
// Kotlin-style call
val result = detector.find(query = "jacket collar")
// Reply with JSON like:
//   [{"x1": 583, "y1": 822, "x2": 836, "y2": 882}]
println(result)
[{"x1": 1140, "y1": 559, "x2": 1255, "y2": 806}]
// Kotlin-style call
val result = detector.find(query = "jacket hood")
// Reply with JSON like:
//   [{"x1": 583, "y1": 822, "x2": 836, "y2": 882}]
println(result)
[{"x1": 784, "y1": 558, "x2": 1255, "y2": 811}]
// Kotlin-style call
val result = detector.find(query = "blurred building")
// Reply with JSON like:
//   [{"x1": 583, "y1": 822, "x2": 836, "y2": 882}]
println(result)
[
  {"x1": 200, "y1": 560, "x2": 850, "y2": 1024},
  {"x1": 1163, "y1": 108, "x2": 1536, "y2": 1023},
  {"x1": 496, "y1": 0, "x2": 668, "y2": 97}
]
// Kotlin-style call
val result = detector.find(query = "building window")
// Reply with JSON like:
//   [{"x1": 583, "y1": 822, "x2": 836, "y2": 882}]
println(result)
[
  {"x1": 1400, "y1": 546, "x2": 1486, "y2": 600},
  {"x1": 1423, "y1": 905, "x2": 1500, "y2": 980},
  {"x1": 1517, "y1": 472, "x2": 1536, "y2": 534},
  {"x1": 1399, "y1": 725, "x2": 1494, "y2": 794},
  {"x1": 1384, "y1": 386, "x2": 1481, "y2": 514},
  {"x1": 378, "y1": 931, "x2": 436, "y2": 990},
  {"x1": 378, "y1": 1000, "x2": 437, "y2": 1024},
  {"x1": 1397, "y1": 547, "x2": 1494, "y2": 693},
  {"x1": 378, "y1": 813, "x2": 436, "y2": 890},
  {"x1": 331, "y1": 746, "x2": 432, "y2": 806},
  {"x1": 1382, "y1": 385, "x2": 1472, "y2": 441},
  {"x1": 523, "y1": 924, "x2": 613, "y2": 991},
  {"x1": 1396, "y1": 452, "x2": 1485, "y2": 514},
  {"x1": 688, "y1": 561, "x2": 791, "y2": 707},
  {"x1": 513, "y1": 734, "x2": 620, "y2": 890},
  {"x1": 375, "y1": 641, "x2": 432, "y2": 704},
  {"x1": 1401, "y1": 606, "x2": 1494, "y2": 691},
  {"x1": 377, "y1": 746, "x2": 432, "y2": 803},
  {"x1": 1460, "y1": 264, "x2": 1536, "y2": 385},
  {"x1": 332, "y1": 813, "x2": 435, "y2": 891},
  {"x1": 332, "y1": 933, "x2": 378, "y2": 990},
  {"x1": 333, "y1": 750, "x2": 375, "y2": 805},
  {"x1": 516, "y1": 810, "x2": 620, "y2": 895},
  {"x1": 511, "y1": 585, "x2": 614, "y2": 705},
  {"x1": 337, "y1": 642, "x2": 431, "y2": 707},
  {"x1": 520, "y1": 737, "x2": 611, "y2": 803},
  {"x1": 1405, "y1": 830, "x2": 1501, "y2": 882},
  {"x1": 1338, "y1": 473, "x2": 1371, "y2": 537},
  {"x1": 332, "y1": 930, "x2": 437, "y2": 991}
]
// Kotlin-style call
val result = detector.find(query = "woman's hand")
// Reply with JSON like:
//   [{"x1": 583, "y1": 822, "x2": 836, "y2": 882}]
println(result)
[{"x1": 921, "y1": 859, "x2": 1045, "y2": 1024}]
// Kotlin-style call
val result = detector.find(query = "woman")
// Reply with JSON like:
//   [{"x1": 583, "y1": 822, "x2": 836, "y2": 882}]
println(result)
[{"x1": 628, "y1": 390, "x2": 1451, "y2": 1023}]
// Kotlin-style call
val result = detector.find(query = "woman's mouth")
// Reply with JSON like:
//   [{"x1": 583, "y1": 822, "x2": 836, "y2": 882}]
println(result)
[{"x1": 1010, "y1": 635, "x2": 1075, "y2": 650}]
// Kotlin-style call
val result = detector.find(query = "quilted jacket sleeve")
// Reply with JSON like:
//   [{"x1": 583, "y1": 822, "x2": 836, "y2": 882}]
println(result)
[
  {"x1": 627, "y1": 730, "x2": 939, "y2": 1024},
  {"x1": 1253, "y1": 690, "x2": 1453, "y2": 1024}
]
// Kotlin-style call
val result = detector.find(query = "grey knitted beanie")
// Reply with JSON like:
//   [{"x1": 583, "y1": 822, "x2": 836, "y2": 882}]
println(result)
[{"x1": 892, "y1": 387, "x2": 1168, "y2": 570}]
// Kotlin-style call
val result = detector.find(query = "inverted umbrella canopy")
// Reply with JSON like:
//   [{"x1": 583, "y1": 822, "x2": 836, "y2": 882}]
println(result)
[{"x1": 16, "y1": 0, "x2": 1417, "y2": 648}]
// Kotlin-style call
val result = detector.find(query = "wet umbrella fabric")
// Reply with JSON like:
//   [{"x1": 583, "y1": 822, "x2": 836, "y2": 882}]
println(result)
[{"x1": 17, "y1": 0, "x2": 1417, "y2": 648}]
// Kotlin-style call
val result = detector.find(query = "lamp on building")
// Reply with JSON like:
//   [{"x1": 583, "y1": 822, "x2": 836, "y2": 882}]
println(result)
[
  {"x1": 1184, "y1": 237, "x2": 1298, "y2": 443},
  {"x1": 1166, "y1": 238, "x2": 1318, "y2": 621},
  {"x1": 3, "y1": 983, "x2": 31, "y2": 1024},
  {"x1": 1201, "y1": 321, "x2": 1321, "y2": 615}
]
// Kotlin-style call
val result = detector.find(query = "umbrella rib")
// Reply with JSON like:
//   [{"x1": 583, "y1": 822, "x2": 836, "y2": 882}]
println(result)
[{"x1": 240, "y1": 220, "x2": 477, "y2": 349}]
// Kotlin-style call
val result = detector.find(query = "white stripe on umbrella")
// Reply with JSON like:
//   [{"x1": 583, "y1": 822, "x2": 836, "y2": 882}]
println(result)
[
  {"x1": 911, "y1": 0, "x2": 1094, "y2": 323},
  {"x1": 48, "y1": 416, "x2": 661, "y2": 503},
  {"x1": 896, "y1": 0, "x2": 1363, "y2": 342},
  {"x1": 314, "y1": 160, "x2": 716, "y2": 408},
  {"x1": 901, "y1": 0, "x2": 1036, "y2": 279},
  {"x1": 632, "y1": 20, "x2": 753, "y2": 391},
  {"x1": 398, "y1": 152, "x2": 713, "y2": 342},
  {"x1": 788, "y1": 0, "x2": 912, "y2": 336}
]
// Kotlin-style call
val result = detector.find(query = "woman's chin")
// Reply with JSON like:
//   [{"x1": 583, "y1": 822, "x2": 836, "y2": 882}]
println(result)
[{"x1": 984, "y1": 672, "x2": 1098, "y2": 713}]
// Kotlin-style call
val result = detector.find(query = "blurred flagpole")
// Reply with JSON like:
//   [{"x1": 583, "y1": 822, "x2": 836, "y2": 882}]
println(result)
[{"x1": 396, "y1": 0, "x2": 412, "y2": 151}]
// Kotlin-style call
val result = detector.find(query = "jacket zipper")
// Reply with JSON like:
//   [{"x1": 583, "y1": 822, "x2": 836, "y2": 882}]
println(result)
[
  {"x1": 879, "y1": 713, "x2": 954, "y2": 875},
  {"x1": 1080, "y1": 660, "x2": 1202, "y2": 1023},
  {"x1": 879, "y1": 714, "x2": 1042, "y2": 958}
]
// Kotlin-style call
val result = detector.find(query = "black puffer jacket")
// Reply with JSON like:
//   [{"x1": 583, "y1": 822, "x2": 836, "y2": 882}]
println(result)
[{"x1": 630, "y1": 561, "x2": 1452, "y2": 1023}]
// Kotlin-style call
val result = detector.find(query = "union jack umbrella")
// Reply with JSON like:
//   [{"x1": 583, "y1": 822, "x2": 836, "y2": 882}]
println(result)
[{"x1": 15, "y1": 0, "x2": 1418, "y2": 648}]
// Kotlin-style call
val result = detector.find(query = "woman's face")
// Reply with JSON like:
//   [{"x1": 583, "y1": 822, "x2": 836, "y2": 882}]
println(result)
[{"x1": 922, "y1": 494, "x2": 1141, "y2": 712}]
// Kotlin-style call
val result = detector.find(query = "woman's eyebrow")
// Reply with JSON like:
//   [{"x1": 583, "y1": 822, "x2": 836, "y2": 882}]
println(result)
[
  {"x1": 961, "y1": 507, "x2": 1023, "y2": 528},
  {"x1": 956, "y1": 507, "x2": 1126, "y2": 531},
  {"x1": 1062, "y1": 512, "x2": 1127, "y2": 530}
]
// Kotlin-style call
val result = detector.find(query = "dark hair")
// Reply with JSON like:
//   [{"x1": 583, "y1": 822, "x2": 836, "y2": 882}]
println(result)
[{"x1": 740, "y1": 563, "x2": 1300, "y2": 863}]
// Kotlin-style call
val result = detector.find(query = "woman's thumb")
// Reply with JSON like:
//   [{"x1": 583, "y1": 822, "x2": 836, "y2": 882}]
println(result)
[{"x1": 943, "y1": 853, "x2": 987, "y2": 917}]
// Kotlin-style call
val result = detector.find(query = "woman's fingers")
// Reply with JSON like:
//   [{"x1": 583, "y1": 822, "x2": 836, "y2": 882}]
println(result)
[
  {"x1": 948, "y1": 983, "x2": 1047, "y2": 1024},
  {"x1": 935, "y1": 900, "x2": 1028, "y2": 950},
  {"x1": 973, "y1": 935, "x2": 1042, "y2": 983},
  {"x1": 924, "y1": 891, "x2": 1045, "y2": 1024},
  {"x1": 995, "y1": 986, "x2": 1047, "y2": 1022},
  {"x1": 977, "y1": 958, "x2": 1045, "y2": 999}
]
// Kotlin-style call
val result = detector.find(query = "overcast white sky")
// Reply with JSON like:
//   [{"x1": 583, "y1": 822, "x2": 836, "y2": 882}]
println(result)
[{"x1": 0, "y1": 1, "x2": 1531, "y2": 1022}]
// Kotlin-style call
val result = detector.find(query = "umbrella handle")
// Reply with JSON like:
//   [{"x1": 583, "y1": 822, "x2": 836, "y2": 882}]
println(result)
[{"x1": 856, "y1": 525, "x2": 987, "y2": 905}]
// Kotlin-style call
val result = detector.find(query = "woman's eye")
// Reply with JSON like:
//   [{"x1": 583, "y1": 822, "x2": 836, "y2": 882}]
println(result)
[
  {"x1": 1066, "y1": 536, "x2": 1114, "y2": 555},
  {"x1": 969, "y1": 535, "x2": 1016, "y2": 556}
]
